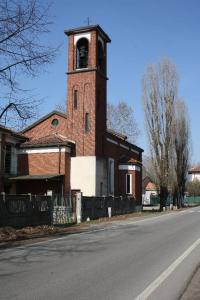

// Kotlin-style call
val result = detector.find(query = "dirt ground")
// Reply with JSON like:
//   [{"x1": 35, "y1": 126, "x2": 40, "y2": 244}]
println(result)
[
  {"x1": 0, "y1": 210, "x2": 181, "y2": 249},
  {"x1": 0, "y1": 212, "x2": 147, "y2": 247}
]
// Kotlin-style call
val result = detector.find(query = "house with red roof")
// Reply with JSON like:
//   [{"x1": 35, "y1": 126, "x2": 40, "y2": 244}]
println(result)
[
  {"x1": 142, "y1": 175, "x2": 158, "y2": 205},
  {"x1": 188, "y1": 165, "x2": 200, "y2": 181}
]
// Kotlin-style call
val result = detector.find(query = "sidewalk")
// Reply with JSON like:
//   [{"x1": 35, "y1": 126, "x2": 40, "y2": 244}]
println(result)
[{"x1": 180, "y1": 266, "x2": 200, "y2": 300}]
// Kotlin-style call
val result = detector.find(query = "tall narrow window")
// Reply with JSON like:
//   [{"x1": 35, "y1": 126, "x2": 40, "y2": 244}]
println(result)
[
  {"x1": 5, "y1": 145, "x2": 12, "y2": 174},
  {"x1": 76, "y1": 38, "x2": 89, "y2": 69},
  {"x1": 74, "y1": 90, "x2": 78, "y2": 109},
  {"x1": 85, "y1": 112, "x2": 89, "y2": 131},
  {"x1": 108, "y1": 158, "x2": 114, "y2": 195},
  {"x1": 98, "y1": 40, "x2": 104, "y2": 71},
  {"x1": 126, "y1": 174, "x2": 132, "y2": 194}
]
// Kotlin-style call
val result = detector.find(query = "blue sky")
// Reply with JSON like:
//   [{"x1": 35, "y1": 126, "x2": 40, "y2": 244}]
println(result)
[{"x1": 24, "y1": 0, "x2": 200, "y2": 163}]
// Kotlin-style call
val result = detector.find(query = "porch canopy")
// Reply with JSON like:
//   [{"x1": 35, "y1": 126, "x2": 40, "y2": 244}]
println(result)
[{"x1": 9, "y1": 174, "x2": 64, "y2": 180}]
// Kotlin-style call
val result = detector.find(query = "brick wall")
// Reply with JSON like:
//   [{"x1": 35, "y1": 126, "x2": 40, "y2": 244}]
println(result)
[
  {"x1": 17, "y1": 151, "x2": 71, "y2": 194},
  {"x1": 118, "y1": 170, "x2": 142, "y2": 205},
  {"x1": 18, "y1": 152, "x2": 69, "y2": 175},
  {"x1": 67, "y1": 72, "x2": 96, "y2": 156},
  {"x1": 103, "y1": 136, "x2": 143, "y2": 204},
  {"x1": 23, "y1": 114, "x2": 68, "y2": 140},
  {"x1": 66, "y1": 28, "x2": 108, "y2": 156}
]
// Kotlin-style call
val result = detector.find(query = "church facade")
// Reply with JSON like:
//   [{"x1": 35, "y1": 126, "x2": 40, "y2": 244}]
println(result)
[{"x1": 8, "y1": 25, "x2": 143, "y2": 204}]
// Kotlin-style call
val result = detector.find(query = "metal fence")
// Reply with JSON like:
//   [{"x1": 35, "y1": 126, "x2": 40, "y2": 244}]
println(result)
[
  {"x1": 52, "y1": 194, "x2": 74, "y2": 225},
  {"x1": 0, "y1": 193, "x2": 74, "y2": 228},
  {"x1": 144, "y1": 195, "x2": 200, "y2": 207},
  {"x1": 0, "y1": 193, "x2": 52, "y2": 228},
  {"x1": 81, "y1": 196, "x2": 139, "y2": 221},
  {"x1": 184, "y1": 196, "x2": 200, "y2": 205}
]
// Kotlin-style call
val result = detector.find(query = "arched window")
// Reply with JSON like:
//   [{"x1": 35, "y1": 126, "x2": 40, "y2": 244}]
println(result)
[
  {"x1": 76, "y1": 38, "x2": 89, "y2": 69},
  {"x1": 98, "y1": 41, "x2": 104, "y2": 71}
]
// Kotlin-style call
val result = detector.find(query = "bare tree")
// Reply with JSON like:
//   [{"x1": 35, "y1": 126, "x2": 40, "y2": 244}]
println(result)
[
  {"x1": 172, "y1": 100, "x2": 190, "y2": 208},
  {"x1": 142, "y1": 59, "x2": 178, "y2": 210},
  {"x1": 0, "y1": 0, "x2": 57, "y2": 128},
  {"x1": 107, "y1": 101, "x2": 139, "y2": 143},
  {"x1": 55, "y1": 100, "x2": 67, "y2": 114}
]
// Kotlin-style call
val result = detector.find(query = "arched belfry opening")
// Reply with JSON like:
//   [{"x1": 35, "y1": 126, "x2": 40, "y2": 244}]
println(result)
[
  {"x1": 76, "y1": 38, "x2": 89, "y2": 69},
  {"x1": 97, "y1": 40, "x2": 104, "y2": 71}
]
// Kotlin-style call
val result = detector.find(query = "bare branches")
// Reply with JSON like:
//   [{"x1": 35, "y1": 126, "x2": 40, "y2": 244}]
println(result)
[
  {"x1": 172, "y1": 100, "x2": 190, "y2": 207},
  {"x1": 142, "y1": 59, "x2": 178, "y2": 208},
  {"x1": 0, "y1": 91, "x2": 41, "y2": 129},
  {"x1": 107, "y1": 101, "x2": 139, "y2": 144},
  {"x1": 142, "y1": 58, "x2": 190, "y2": 209},
  {"x1": 0, "y1": 0, "x2": 57, "y2": 128}
]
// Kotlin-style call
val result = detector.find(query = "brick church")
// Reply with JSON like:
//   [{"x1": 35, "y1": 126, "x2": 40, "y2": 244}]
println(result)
[{"x1": 4, "y1": 25, "x2": 143, "y2": 204}]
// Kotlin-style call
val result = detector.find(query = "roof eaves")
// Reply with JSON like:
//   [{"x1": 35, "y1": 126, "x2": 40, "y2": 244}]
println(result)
[
  {"x1": 0, "y1": 124, "x2": 28, "y2": 141},
  {"x1": 107, "y1": 128, "x2": 127, "y2": 140},
  {"x1": 20, "y1": 141, "x2": 74, "y2": 149},
  {"x1": 107, "y1": 129, "x2": 144, "y2": 153},
  {"x1": 64, "y1": 24, "x2": 111, "y2": 43},
  {"x1": 9, "y1": 173, "x2": 64, "y2": 180}
]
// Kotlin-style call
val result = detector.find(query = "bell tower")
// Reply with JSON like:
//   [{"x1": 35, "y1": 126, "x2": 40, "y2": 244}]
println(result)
[{"x1": 65, "y1": 25, "x2": 111, "y2": 156}]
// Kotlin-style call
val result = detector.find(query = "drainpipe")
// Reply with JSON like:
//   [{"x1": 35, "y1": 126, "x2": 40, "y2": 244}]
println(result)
[
  {"x1": 58, "y1": 145, "x2": 61, "y2": 174},
  {"x1": 58, "y1": 145, "x2": 62, "y2": 200}
]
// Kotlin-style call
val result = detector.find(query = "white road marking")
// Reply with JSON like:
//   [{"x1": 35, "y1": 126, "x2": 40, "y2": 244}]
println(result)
[{"x1": 134, "y1": 237, "x2": 200, "y2": 300}]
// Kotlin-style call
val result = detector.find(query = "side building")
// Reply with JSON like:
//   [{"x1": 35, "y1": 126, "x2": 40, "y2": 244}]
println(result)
[{"x1": 0, "y1": 125, "x2": 26, "y2": 193}]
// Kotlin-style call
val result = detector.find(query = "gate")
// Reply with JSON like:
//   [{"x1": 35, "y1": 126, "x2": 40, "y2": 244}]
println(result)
[{"x1": 52, "y1": 194, "x2": 75, "y2": 225}]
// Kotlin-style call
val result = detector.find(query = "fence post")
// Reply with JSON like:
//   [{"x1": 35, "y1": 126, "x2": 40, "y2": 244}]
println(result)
[
  {"x1": 1, "y1": 192, "x2": 5, "y2": 202},
  {"x1": 50, "y1": 194, "x2": 54, "y2": 225},
  {"x1": 76, "y1": 192, "x2": 82, "y2": 224}
]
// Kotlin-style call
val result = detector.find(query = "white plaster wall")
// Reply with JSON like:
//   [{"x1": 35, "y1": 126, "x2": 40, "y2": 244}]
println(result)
[
  {"x1": 143, "y1": 190, "x2": 157, "y2": 205},
  {"x1": 191, "y1": 174, "x2": 200, "y2": 181},
  {"x1": 96, "y1": 157, "x2": 108, "y2": 196},
  {"x1": 71, "y1": 156, "x2": 96, "y2": 196}
]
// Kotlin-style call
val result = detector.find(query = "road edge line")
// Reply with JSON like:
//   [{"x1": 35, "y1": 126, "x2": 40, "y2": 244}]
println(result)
[{"x1": 134, "y1": 237, "x2": 200, "y2": 300}]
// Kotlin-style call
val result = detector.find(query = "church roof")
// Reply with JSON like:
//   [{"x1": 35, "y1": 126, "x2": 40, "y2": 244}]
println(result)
[
  {"x1": 21, "y1": 110, "x2": 67, "y2": 133},
  {"x1": 20, "y1": 133, "x2": 74, "y2": 148},
  {"x1": 64, "y1": 24, "x2": 111, "y2": 43},
  {"x1": 106, "y1": 128, "x2": 144, "y2": 153},
  {"x1": 107, "y1": 128, "x2": 127, "y2": 141}
]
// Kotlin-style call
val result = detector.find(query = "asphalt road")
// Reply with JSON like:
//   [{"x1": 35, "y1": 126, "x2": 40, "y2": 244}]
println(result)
[{"x1": 1, "y1": 207, "x2": 200, "y2": 300}]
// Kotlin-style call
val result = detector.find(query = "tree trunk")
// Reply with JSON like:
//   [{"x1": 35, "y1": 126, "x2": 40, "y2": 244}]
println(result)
[{"x1": 160, "y1": 186, "x2": 168, "y2": 211}]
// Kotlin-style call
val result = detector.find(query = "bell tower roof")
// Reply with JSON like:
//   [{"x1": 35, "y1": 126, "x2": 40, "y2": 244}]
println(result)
[{"x1": 64, "y1": 24, "x2": 111, "y2": 43}]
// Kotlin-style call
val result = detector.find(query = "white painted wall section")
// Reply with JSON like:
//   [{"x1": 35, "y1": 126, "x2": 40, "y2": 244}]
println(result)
[
  {"x1": 189, "y1": 173, "x2": 200, "y2": 181},
  {"x1": 96, "y1": 158, "x2": 108, "y2": 196},
  {"x1": 71, "y1": 156, "x2": 96, "y2": 196}
]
